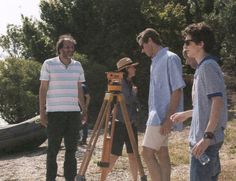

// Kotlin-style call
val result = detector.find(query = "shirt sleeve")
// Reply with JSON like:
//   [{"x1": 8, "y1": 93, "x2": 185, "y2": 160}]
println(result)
[
  {"x1": 168, "y1": 55, "x2": 186, "y2": 92},
  {"x1": 39, "y1": 61, "x2": 50, "y2": 81},
  {"x1": 78, "y1": 63, "x2": 86, "y2": 82},
  {"x1": 122, "y1": 80, "x2": 137, "y2": 106},
  {"x1": 82, "y1": 84, "x2": 89, "y2": 95},
  {"x1": 200, "y1": 61, "x2": 224, "y2": 98}
]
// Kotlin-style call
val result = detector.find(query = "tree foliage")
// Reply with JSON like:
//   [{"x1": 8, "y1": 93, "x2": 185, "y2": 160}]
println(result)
[
  {"x1": 39, "y1": 0, "x2": 146, "y2": 67},
  {"x1": 213, "y1": 0, "x2": 236, "y2": 75},
  {"x1": 0, "y1": 17, "x2": 54, "y2": 62},
  {"x1": 141, "y1": 1, "x2": 186, "y2": 57},
  {"x1": 0, "y1": 58, "x2": 41, "y2": 123},
  {"x1": 0, "y1": 0, "x2": 235, "y2": 124},
  {"x1": 0, "y1": 24, "x2": 24, "y2": 58},
  {"x1": 20, "y1": 17, "x2": 55, "y2": 62}
]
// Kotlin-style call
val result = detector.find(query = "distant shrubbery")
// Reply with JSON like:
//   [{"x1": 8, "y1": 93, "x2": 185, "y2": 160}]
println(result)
[{"x1": 0, "y1": 58, "x2": 41, "y2": 123}]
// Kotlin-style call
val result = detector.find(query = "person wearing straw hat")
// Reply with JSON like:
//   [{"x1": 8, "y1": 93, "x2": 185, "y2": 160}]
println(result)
[
  {"x1": 102, "y1": 57, "x2": 140, "y2": 181},
  {"x1": 136, "y1": 28, "x2": 186, "y2": 181}
]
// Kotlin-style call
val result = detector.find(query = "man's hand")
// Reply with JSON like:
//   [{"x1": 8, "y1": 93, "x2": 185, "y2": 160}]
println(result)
[
  {"x1": 40, "y1": 112, "x2": 48, "y2": 127},
  {"x1": 80, "y1": 107, "x2": 87, "y2": 119},
  {"x1": 132, "y1": 86, "x2": 138, "y2": 95},
  {"x1": 170, "y1": 110, "x2": 192, "y2": 123},
  {"x1": 81, "y1": 112, "x2": 88, "y2": 124},
  {"x1": 191, "y1": 138, "x2": 210, "y2": 159},
  {"x1": 160, "y1": 118, "x2": 172, "y2": 136}
]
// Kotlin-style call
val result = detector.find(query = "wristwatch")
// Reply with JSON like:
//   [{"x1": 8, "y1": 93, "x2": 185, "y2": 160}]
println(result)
[{"x1": 203, "y1": 132, "x2": 214, "y2": 139}]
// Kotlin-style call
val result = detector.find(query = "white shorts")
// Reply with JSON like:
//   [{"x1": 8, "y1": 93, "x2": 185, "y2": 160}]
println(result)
[{"x1": 142, "y1": 125, "x2": 169, "y2": 151}]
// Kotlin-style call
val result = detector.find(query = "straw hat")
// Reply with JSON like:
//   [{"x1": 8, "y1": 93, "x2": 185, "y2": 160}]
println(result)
[{"x1": 116, "y1": 57, "x2": 139, "y2": 71}]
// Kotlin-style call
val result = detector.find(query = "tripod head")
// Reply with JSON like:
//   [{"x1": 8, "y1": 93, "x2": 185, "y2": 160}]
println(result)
[{"x1": 106, "y1": 71, "x2": 123, "y2": 93}]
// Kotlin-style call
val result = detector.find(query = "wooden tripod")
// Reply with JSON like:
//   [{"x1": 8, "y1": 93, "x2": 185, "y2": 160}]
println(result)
[{"x1": 75, "y1": 91, "x2": 147, "y2": 181}]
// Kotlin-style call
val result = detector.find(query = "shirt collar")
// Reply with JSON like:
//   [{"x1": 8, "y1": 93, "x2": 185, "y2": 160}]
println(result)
[
  {"x1": 151, "y1": 47, "x2": 168, "y2": 62},
  {"x1": 197, "y1": 55, "x2": 219, "y2": 69},
  {"x1": 57, "y1": 56, "x2": 73, "y2": 67}
]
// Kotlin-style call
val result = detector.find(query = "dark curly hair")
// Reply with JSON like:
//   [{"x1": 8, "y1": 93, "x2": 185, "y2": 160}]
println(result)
[{"x1": 182, "y1": 22, "x2": 215, "y2": 53}]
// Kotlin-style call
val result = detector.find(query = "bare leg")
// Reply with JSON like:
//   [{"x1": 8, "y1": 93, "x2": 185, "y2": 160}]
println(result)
[
  {"x1": 142, "y1": 146, "x2": 162, "y2": 181},
  {"x1": 128, "y1": 153, "x2": 138, "y2": 181},
  {"x1": 156, "y1": 146, "x2": 171, "y2": 181},
  {"x1": 100, "y1": 154, "x2": 119, "y2": 181}
]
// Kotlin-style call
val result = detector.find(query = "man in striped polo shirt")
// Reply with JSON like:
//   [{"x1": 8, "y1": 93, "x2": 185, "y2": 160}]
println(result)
[{"x1": 39, "y1": 34, "x2": 86, "y2": 181}]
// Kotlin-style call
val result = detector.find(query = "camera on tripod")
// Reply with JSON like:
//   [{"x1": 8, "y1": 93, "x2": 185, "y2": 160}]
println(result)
[{"x1": 106, "y1": 71, "x2": 123, "y2": 92}]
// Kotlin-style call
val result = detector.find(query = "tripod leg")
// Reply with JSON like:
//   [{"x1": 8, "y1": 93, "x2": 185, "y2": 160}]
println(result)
[
  {"x1": 100, "y1": 98, "x2": 119, "y2": 181},
  {"x1": 76, "y1": 97, "x2": 110, "y2": 179},
  {"x1": 118, "y1": 95, "x2": 147, "y2": 181},
  {"x1": 98, "y1": 100, "x2": 112, "y2": 169}
]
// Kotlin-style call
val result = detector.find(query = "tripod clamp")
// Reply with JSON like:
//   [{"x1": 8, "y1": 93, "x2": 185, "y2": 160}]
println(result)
[{"x1": 97, "y1": 161, "x2": 109, "y2": 168}]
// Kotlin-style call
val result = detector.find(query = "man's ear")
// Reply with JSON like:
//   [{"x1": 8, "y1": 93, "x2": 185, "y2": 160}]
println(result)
[
  {"x1": 199, "y1": 41, "x2": 205, "y2": 49},
  {"x1": 148, "y1": 37, "x2": 152, "y2": 44}
]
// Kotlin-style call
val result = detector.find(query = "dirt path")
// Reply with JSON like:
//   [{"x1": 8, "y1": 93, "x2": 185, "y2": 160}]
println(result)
[{"x1": 0, "y1": 89, "x2": 235, "y2": 180}]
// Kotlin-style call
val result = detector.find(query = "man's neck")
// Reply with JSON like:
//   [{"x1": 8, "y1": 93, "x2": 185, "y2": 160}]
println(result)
[
  {"x1": 151, "y1": 44, "x2": 162, "y2": 58},
  {"x1": 195, "y1": 51, "x2": 209, "y2": 64},
  {"x1": 59, "y1": 55, "x2": 71, "y2": 66}
]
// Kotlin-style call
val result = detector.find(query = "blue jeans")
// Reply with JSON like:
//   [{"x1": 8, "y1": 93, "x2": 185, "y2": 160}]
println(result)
[
  {"x1": 46, "y1": 112, "x2": 80, "y2": 181},
  {"x1": 189, "y1": 142, "x2": 223, "y2": 181}
]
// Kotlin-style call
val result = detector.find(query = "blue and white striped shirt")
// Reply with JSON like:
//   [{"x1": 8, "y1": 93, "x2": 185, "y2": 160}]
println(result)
[{"x1": 40, "y1": 57, "x2": 85, "y2": 112}]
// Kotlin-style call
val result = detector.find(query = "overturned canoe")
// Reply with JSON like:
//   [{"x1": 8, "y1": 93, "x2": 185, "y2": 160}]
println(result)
[{"x1": 0, "y1": 116, "x2": 47, "y2": 153}]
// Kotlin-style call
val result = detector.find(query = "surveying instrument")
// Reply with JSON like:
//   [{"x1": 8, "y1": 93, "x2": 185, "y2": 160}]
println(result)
[{"x1": 75, "y1": 71, "x2": 147, "y2": 181}]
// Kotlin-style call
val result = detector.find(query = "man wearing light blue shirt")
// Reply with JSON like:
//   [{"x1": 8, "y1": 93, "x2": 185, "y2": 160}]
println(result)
[{"x1": 136, "y1": 28, "x2": 185, "y2": 181}]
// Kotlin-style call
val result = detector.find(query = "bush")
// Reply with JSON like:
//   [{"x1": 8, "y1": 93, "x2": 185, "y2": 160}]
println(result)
[{"x1": 0, "y1": 58, "x2": 41, "y2": 124}]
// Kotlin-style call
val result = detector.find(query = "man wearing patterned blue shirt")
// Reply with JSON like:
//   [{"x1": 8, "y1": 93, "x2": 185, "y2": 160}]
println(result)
[
  {"x1": 136, "y1": 28, "x2": 185, "y2": 181},
  {"x1": 171, "y1": 22, "x2": 228, "y2": 181}
]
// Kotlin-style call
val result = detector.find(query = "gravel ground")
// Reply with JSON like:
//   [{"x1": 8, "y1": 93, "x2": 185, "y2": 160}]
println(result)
[{"x1": 0, "y1": 129, "x2": 190, "y2": 181}]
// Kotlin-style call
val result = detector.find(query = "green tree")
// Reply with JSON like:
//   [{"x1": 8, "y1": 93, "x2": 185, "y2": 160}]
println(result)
[
  {"x1": 0, "y1": 24, "x2": 23, "y2": 58},
  {"x1": 20, "y1": 17, "x2": 55, "y2": 62},
  {"x1": 0, "y1": 16, "x2": 54, "y2": 62},
  {"x1": 39, "y1": 0, "x2": 146, "y2": 67},
  {"x1": 0, "y1": 58, "x2": 41, "y2": 123},
  {"x1": 214, "y1": 0, "x2": 236, "y2": 75}
]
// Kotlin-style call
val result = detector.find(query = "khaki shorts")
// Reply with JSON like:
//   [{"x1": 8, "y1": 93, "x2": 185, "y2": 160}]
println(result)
[{"x1": 142, "y1": 125, "x2": 168, "y2": 151}]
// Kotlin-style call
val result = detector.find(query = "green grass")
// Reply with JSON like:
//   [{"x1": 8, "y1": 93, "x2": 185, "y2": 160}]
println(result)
[{"x1": 224, "y1": 120, "x2": 236, "y2": 142}]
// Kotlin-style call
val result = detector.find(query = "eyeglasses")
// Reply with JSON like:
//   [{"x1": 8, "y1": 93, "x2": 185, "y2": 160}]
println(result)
[{"x1": 184, "y1": 39, "x2": 195, "y2": 46}]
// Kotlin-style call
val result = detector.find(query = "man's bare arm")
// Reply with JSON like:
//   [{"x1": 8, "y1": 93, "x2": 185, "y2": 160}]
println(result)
[
  {"x1": 39, "y1": 80, "x2": 49, "y2": 127},
  {"x1": 78, "y1": 82, "x2": 86, "y2": 113},
  {"x1": 161, "y1": 88, "x2": 182, "y2": 135},
  {"x1": 85, "y1": 94, "x2": 91, "y2": 110},
  {"x1": 205, "y1": 96, "x2": 224, "y2": 132}
]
